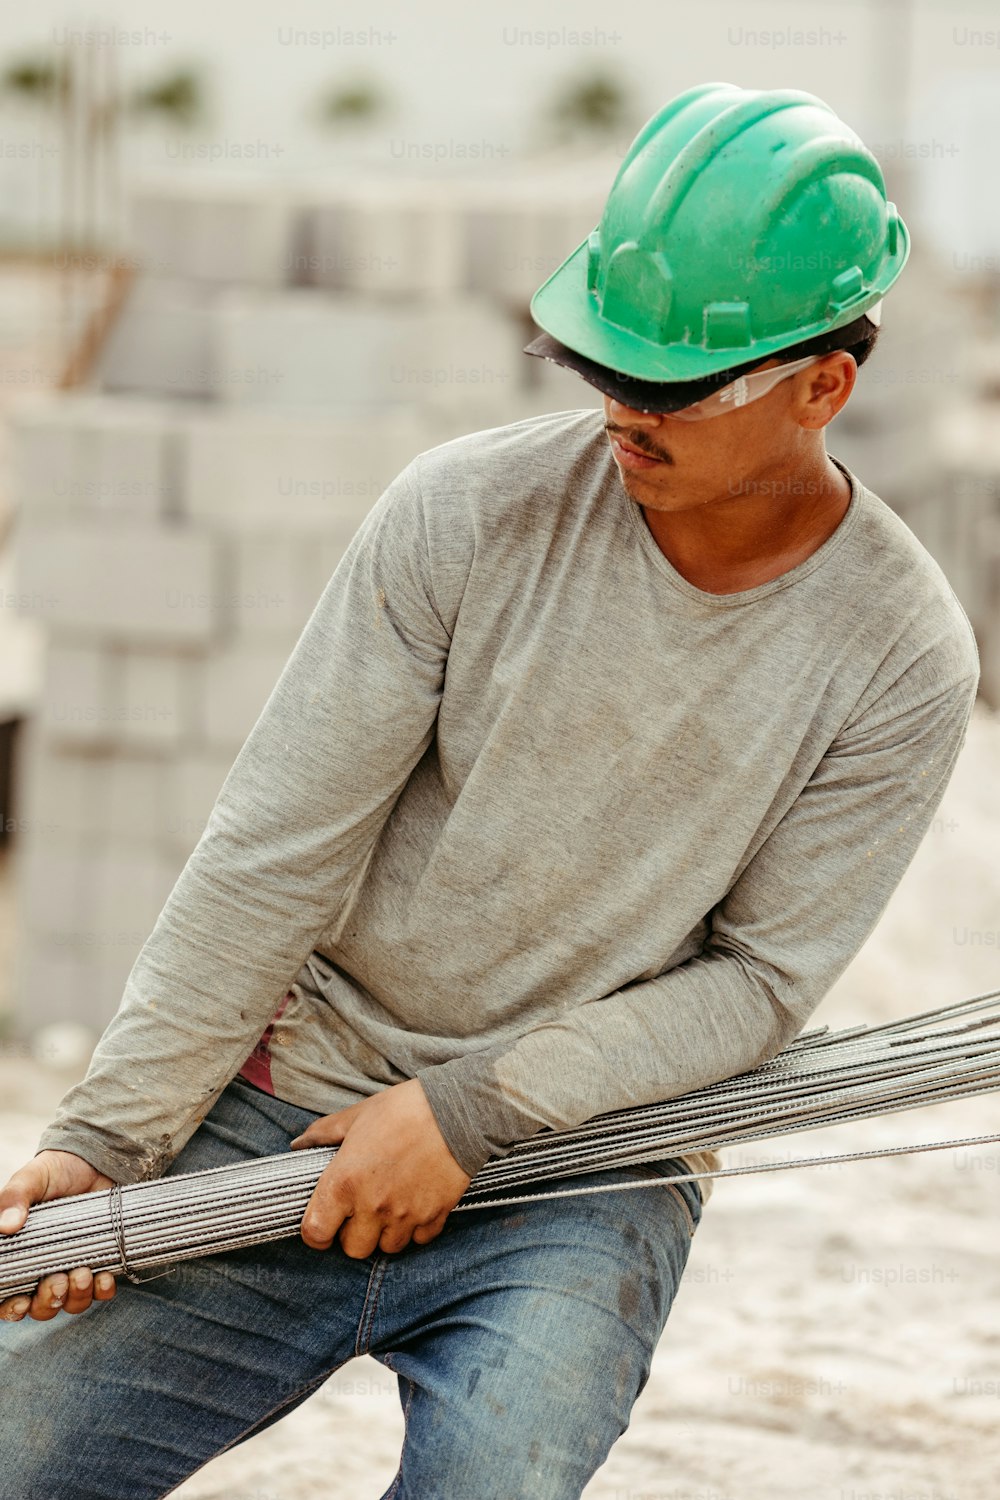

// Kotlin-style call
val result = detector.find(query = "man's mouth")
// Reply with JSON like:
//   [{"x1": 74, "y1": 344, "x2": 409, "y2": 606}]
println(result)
[{"x1": 607, "y1": 430, "x2": 670, "y2": 470}]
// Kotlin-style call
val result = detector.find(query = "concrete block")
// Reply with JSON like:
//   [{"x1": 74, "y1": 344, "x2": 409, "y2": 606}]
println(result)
[
  {"x1": 90, "y1": 845, "x2": 181, "y2": 954},
  {"x1": 231, "y1": 533, "x2": 317, "y2": 640},
  {"x1": 288, "y1": 200, "x2": 349, "y2": 289},
  {"x1": 117, "y1": 650, "x2": 185, "y2": 752},
  {"x1": 9, "y1": 395, "x2": 178, "y2": 522},
  {"x1": 85, "y1": 409, "x2": 176, "y2": 520},
  {"x1": 211, "y1": 291, "x2": 524, "y2": 409},
  {"x1": 38, "y1": 641, "x2": 119, "y2": 749},
  {"x1": 462, "y1": 182, "x2": 605, "y2": 305},
  {"x1": 128, "y1": 182, "x2": 294, "y2": 286},
  {"x1": 15, "y1": 519, "x2": 220, "y2": 645},
  {"x1": 15, "y1": 943, "x2": 102, "y2": 1032},
  {"x1": 166, "y1": 750, "x2": 235, "y2": 855},
  {"x1": 304, "y1": 181, "x2": 463, "y2": 296},
  {"x1": 200, "y1": 641, "x2": 294, "y2": 751},
  {"x1": 103, "y1": 755, "x2": 169, "y2": 843},
  {"x1": 463, "y1": 194, "x2": 566, "y2": 306},
  {"x1": 16, "y1": 834, "x2": 95, "y2": 944},
  {"x1": 13, "y1": 724, "x2": 109, "y2": 841},
  {"x1": 8, "y1": 403, "x2": 79, "y2": 520},
  {"x1": 179, "y1": 410, "x2": 419, "y2": 532},
  {"x1": 36, "y1": 642, "x2": 193, "y2": 755},
  {"x1": 97, "y1": 275, "x2": 219, "y2": 398}
]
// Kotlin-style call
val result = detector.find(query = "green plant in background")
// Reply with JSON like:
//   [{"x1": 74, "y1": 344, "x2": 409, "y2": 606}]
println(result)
[
  {"x1": 1, "y1": 52, "x2": 208, "y2": 130},
  {"x1": 545, "y1": 69, "x2": 636, "y2": 144},
  {"x1": 314, "y1": 76, "x2": 389, "y2": 130},
  {"x1": 0, "y1": 53, "x2": 67, "y2": 107},
  {"x1": 127, "y1": 68, "x2": 206, "y2": 129}
]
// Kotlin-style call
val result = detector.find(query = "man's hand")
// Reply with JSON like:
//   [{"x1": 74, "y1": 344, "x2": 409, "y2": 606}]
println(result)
[
  {"x1": 0, "y1": 1150, "x2": 118, "y2": 1322},
  {"x1": 290, "y1": 1079, "x2": 472, "y2": 1259}
]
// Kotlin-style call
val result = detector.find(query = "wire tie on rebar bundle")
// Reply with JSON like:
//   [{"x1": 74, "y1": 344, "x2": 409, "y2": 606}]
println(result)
[{"x1": 106, "y1": 1183, "x2": 175, "y2": 1286}]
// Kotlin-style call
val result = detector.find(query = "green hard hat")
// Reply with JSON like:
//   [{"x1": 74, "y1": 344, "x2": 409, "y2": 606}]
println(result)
[{"x1": 527, "y1": 81, "x2": 909, "y2": 388}]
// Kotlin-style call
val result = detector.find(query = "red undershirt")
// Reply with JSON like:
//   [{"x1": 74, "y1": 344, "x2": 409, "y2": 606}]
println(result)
[{"x1": 236, "y1": 992, "x2": 291, "y2": 1094}]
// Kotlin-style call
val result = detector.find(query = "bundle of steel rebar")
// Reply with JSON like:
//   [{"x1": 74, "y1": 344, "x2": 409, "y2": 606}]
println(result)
[{"x1": 4, "y1": 987, "x2": 1000, "y2": 1302}]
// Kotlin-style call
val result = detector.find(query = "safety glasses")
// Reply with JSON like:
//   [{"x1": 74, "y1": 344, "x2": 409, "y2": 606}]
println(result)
[{"x1": 662, "y1": 353, "x2": 826, "y2": 421}]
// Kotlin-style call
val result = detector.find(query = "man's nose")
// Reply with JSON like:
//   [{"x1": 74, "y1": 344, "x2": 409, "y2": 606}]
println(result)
[{"x1": 607, "y1": 398, "x2": 664, "y2": 428}]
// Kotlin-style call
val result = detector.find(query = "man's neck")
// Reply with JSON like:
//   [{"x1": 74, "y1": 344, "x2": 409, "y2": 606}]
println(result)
[{"x1": 639, "y1": 456, "x2": 853, "y2": 596}]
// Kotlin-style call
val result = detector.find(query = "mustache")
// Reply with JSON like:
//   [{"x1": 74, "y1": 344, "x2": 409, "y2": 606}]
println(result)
[{"x1": 605, "y1": 424, "x2": 674, "y2": 465}]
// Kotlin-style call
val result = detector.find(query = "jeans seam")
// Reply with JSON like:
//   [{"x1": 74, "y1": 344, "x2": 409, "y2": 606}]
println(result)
[
  {"x1": 664, "y1": 1182, "x2": 697, "y2": 1238},
  {"x1": 383, "y1": 1376, "x2": 415, "y2": 1500},
  {"x1": 356, "y1": 1255, "x2": 388, "y2": 1356}
]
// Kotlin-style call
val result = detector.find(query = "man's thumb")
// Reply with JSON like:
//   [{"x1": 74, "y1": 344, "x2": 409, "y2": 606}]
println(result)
[{"x1": 0, "y1": 1162, "x2": 46, "y2": 1234}]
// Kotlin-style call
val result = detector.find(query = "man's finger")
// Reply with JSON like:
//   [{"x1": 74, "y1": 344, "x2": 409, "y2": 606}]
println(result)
[
  {"x1": 290, "y1": 1106, "x2": 359, "y2": 1149},
  {"x1": 58, "y1": 1268, "x2": 116, "y2": 1314},
  {"x1": 93, "y1": 1272, "x2": 117, "y2": 1301},
  {"x1": 410, "y1": 1211, "x2": 450, "y2": 1246},
  {"x1": 62, "y1": 1266, "x2": 117, "y2": 1315},
  {"x1": 0, "y1": 1295, "x2": 32, "y2": 1321},
  {"x1": 28, "y1": 1273, "x2": 70, "y2": 1321},
  {"x1": 0, "y1": 1204, "x2": 26, "y2": 1235},
  {"x1": 300, "y1": 1178, "x2": 353, "y2": 1250},
  {"x1": 0, "y1": 1163, "x2": 46, "y2": 1233},
  {"x1": 376, "y1": 1221, "x2": 414, "y2": 1256},
  {"x1": 0, "y1": 1266, "x2": 117, "y2": 1322},
  {"x1": 339, "y1": 1212, "x2": 394, "y2": 1260},
  {"x1": 61, "y1": 1266, "x2": 95, "y2": 1315}
]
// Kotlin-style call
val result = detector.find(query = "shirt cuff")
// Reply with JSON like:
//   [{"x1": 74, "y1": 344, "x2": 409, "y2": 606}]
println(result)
[
  {"x1": 35, "y1": 1124, "x2": 171, "y2": 1186},
  {"x1": 416, "y1": 1051, "x2": 546, "y2": 1179}
]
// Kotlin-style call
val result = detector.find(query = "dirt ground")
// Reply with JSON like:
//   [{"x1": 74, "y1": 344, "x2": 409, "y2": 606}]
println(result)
[{"x1": 1, "y1": 705, "x2": 998, "y2": 1499}]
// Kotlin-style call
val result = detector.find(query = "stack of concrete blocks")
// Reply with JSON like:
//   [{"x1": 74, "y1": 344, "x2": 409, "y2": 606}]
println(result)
[
  {"x1": 94, "y1": 175, "x2": 603, "y2": 427},
  {"x1": 10, "y1": 172, "x2": 605, "y2": 1036}
]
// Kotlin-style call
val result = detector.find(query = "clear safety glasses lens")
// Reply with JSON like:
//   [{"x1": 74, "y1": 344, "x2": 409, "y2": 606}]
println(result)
[{"x1": 662, "y1": 353, "x2": 825, "y2": 421}]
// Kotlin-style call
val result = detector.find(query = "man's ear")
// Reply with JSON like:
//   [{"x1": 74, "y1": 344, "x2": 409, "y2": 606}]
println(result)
[{"x1": 795, "y1": 351, "x2": 857, "y2": 430}]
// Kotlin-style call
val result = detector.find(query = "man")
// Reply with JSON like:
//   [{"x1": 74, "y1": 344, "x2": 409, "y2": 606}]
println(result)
[{"x1": 0, "y1": 82, "x2": 979, "y2": 1499}]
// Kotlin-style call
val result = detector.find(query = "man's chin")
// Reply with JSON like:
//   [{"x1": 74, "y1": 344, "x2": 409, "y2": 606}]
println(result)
[{"x1": 616, "y1": 467, "x2": 669, "y2": 503}]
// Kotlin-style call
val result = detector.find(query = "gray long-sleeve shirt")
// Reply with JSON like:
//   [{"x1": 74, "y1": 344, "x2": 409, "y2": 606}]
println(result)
[{"x1": 37, "y1": 409, "x2": 979, "y2": 1205}]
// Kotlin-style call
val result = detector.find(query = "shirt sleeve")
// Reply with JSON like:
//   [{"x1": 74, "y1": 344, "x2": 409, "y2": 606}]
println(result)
[
  {"x1": 36, "y1": 461, "x2": 461, "y2": 1184},
  {"x1": 416, "y1": 664, "x2": 980, "y2": 1178}
]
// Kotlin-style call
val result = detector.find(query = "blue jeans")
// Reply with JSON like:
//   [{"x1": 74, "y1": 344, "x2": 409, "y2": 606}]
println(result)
[{"x1": 0, "y1": 1077, "x2": 703, "y2": 1499}]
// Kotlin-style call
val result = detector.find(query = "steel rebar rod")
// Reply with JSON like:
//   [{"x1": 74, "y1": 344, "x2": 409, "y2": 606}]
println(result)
[{"x1": 4, "y1": 990, "x2": 1000, "y2": 1301}]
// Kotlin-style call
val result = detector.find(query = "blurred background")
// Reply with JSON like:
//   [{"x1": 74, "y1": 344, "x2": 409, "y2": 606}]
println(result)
[{"x1": 0, "y1": 2, "x2": 998, "y2": 1496}]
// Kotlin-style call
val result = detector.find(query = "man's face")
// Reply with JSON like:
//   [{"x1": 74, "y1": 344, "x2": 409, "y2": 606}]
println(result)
[{"x1": 601, "y1": 352, "x2": 856, "y2": 512}]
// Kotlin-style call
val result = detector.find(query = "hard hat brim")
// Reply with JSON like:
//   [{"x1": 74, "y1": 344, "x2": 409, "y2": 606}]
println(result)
[
  {"x1": 523, "y1": 311, "x2": 881, "y2": 415},
  {"x1": 522, "y1": 329, "x2": 776, "y2": 414}
]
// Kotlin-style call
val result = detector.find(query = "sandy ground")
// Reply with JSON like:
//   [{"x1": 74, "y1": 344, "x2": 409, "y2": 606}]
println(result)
[{"x1": 2, "y1": 704, "x2": 999, "y2": 1499}]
